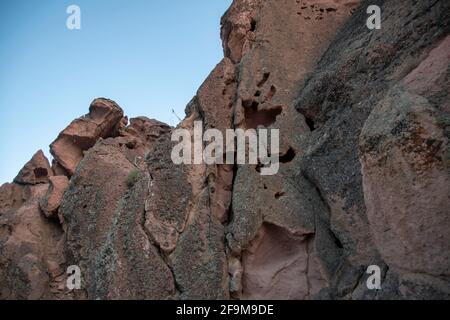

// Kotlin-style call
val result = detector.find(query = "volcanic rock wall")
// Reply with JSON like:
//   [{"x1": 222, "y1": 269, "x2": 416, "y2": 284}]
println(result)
[{"x1": 0, "y1": 0, "x2": 449, "y2": 299}]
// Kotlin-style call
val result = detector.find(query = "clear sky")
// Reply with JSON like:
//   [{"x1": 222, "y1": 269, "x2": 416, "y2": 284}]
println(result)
[{"x1": 0, "y1": 0, "x2": 232, "y2": 184}]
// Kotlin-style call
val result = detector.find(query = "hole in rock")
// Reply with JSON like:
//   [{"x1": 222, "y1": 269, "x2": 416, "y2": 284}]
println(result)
[
  {"x1": 34, "y1": 168, "x2": 48, "y2": 179},
  {"x1": 332, "y1": 232, "x2": 344, "y2": 249},
  {"x1": 265, "y1": 85, "x2": 277, "y2": 102},
  {"x1": 257, "y1": 72, "x2": 270, "y2": 87},
  {"x1": 274, "y1": 191, "x2": 285, "y2": 199},
  {"x1": 126, "y1": 141, "x2": 136, "y2": 150},
  {"x1": 279, "y1": 147, "x2": 296, "y2": 163},
  {"x1": 242, "y1": 222, "x2": 315, "y2": 299},
  {"x1": 243, "y1": 100, "x2": 282, "y2": 129},
  {"x1": 250, "y1": 19, "x2": 257, "y2": 32},
  {"x1": 304, "y1": 115, "x2": 315, "y2": 131}
]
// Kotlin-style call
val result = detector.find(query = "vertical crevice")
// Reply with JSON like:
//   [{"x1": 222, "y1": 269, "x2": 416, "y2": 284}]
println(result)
[
  {"x1": 140, "y1": 173, "x2": 182, "y2": 296},
  {"x1": 304, "y1": 116, "x2": 316, "y2": 131}
]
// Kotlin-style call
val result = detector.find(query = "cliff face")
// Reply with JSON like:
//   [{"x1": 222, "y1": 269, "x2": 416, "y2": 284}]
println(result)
[{"x1": 1, "y1": 0, "x2": 449, "y2": 300}]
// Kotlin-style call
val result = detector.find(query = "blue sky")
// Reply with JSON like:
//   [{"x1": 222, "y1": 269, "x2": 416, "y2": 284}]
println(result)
[{"x1": 0, "y1": 0, "x2": 232, "y2": 184}]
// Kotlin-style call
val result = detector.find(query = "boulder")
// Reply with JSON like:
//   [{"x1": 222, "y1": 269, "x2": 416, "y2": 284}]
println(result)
[
  {"x1": 50, "y1": 98, "x2": 124, "y2": 175},
  {"x1": 1, "y1": 0, "x2": 450, "y2": 300},
  {"x1": 359, "y1": 36, "x2": 450, "y2": 277},
  {"x1": 14, "y1": 150, "x2": 52, "y2": 185}
]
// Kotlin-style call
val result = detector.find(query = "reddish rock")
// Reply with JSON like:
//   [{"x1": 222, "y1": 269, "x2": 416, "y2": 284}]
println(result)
[
  {"x1": 360, "y1": 36, "x2": 450, "y2": 277},
  {"x1": 14, "y1": 150, "x2": 52, "y2": 185},
  {"x1": 61, "y1": 136, "x2": 177, "y2": 299},
  {"x1": 220, "y1": 0, "x2": 261, "y2": 63},
  {"x1": 197, "y1": 58, "x2": 236, "y2": 134},
  {"x1": 51, "y1": 160, "x2": 68, "y2": 177},
  {"x1": 241, "y1": 223, "x2": 327, "y2": 300},
  {"x1": 50, "y1": 98, "x2": 124, "y2": 175},
  {"x1": 118, "y1": 116, "x2": 171, "y2": 165},
  {"x1": 1, "y1": 0, "x2": 449, "y2": 301},
  {"x1": 0, "y1": 183, "x2": 66, "y2": 299},
  {"x1": 403, "y1": 35, "x2": 450, "y2": 112},
  {"x1": 39, "y1": 176, "x2": 70, "y2": 219},
  {"x1": 120, "y1": 117, "x2": 170, "y2": 143},
  {"x1": 0, "y1": 183, "x2": 27, "y2": 213},
  {"x1": 225, "y1": 0, "x2": 360, "y2": 300}
]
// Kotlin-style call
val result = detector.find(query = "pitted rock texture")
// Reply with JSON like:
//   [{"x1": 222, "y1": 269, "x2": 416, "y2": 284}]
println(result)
[
  {"x1": 1, "y1": 0, "x2": 449, "y2": 300},
  {"x1": 14, "y1": 150, "x2": 52, "y2": 185}
]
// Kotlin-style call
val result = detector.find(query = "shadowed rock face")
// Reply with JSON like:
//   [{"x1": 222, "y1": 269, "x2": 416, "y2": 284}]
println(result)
[
  {"x1": 1, "y1": 0, "x2": 449, "y2": 300},
  {"x1": 0, "y1": 182, "x2": 66, "y2": 299},
  {"x1": 360, "y1": 36, "x2": 450, "y2": 278},
  {"x1": 61, "y1": 138, "x2": 177, "y2": 299}
]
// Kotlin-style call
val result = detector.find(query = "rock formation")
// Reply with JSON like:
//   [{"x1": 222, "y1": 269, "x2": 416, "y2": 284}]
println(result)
[
  {"x1": 0, "y1": 0, "x2": 449, "y2": 299},
  {"x1": 14, "y1": 150, "x2": 52, "y2": 185},
  {"x1": 49, "y1": 98, "x2": 125, "y2": 176}
]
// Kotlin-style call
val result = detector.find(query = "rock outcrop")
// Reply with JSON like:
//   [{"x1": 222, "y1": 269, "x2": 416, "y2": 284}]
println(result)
[
  {"x1": 50, "y1": 98, "x2": 124, "y2": 176},
  {"x1": 14, "y1": 150, "x2": 52, "y2": 185},
  {"x1": 39, "y1": 176, "x2": 69, "y2": 219},
  {"x1": 1, "y1": 153, "x2": 66, "y2": 299},
  {"x1": 360, "y1": 35, "x2": 450, "y2": 281},
  {"x1": 0, "y1": 0, "x2": 449, "y2": 300}
]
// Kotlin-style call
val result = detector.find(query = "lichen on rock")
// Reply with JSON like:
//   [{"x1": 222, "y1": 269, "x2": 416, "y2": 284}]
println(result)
[{"x1": 1, "y1": 0, "x2": 449, "y2": 300}]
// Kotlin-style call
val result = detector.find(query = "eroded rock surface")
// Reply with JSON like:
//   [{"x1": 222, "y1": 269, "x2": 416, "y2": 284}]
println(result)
[
  {"x1": 61, "y1": 137, "x2": 177, "y2": 299},
  {"x1": 14, "y1": 150, "x2": 52, "y2": 185},
  {"x1": 39, "y1": 176, "x2": 69, "y2": 219},
  {"x1": 50, "y1": 98, "x2": 124, "y2": 176},
  {"x1": 0, "y1": 183, "x2": 66, "y2": 299},
  {"x1": 360, "y1": 36, "x2": 450, "y2": 278},
  {"x1": 1, "y1": 0, "x2": 449, "y2": 300}
]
